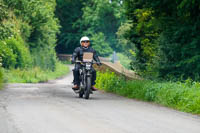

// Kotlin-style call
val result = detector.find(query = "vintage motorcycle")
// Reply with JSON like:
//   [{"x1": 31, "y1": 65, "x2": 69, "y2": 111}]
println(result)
[{"x1": 74, "y1": 53, "x2": 99, "y2": 99}]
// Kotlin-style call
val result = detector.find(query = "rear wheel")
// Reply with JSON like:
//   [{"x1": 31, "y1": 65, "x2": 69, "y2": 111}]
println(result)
[{"x1": 84, "y1": 76, "x2": 91, "y2": 99}]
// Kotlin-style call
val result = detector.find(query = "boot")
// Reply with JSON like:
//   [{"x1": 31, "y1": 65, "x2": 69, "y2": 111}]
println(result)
[{"x1": 72, "y1": 85, "x2": 80, "y2": 91}]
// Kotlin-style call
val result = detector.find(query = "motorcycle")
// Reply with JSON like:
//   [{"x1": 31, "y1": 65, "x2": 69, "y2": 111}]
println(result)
[{"x1": 74, "y1": 53, "x2": 98, "y2": 99}]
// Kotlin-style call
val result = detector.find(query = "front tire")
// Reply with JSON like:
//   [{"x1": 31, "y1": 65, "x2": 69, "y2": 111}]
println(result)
[{"x1": 84, "y1": 76, "x2": 91, "y2": 99}]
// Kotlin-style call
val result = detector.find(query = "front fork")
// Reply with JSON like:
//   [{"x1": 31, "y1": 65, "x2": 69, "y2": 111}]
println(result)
[{"x1": 83, "y1": 70, "x2": 92, "y2": 89}]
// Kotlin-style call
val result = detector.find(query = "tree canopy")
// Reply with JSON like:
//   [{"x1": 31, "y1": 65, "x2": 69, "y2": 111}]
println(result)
[
  {"x1": 1, "y1": 0, "x2": 200, "y2": 80},
  {"x1": 121, "y1": 0, "x2": 200, "y2": 80},
  {"x1": 55, "y1": 0, "x2": 125, "y2": 56},
  {"x1": 0, "y1": 0, "x2": 59, "y2": 70}
]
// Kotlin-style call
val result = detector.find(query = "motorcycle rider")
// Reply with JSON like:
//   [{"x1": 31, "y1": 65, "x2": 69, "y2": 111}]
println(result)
[{"x1": 71, "y1": 36, "x2": 102, "y2": 91}]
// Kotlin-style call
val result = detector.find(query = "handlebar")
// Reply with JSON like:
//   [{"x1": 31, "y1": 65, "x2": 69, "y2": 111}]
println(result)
[
  {"x1": 74, "y1": 60, "x2": 102, "y2": 66},
  {"x1": 75, "y1": 60, "x2": 97, "y2": 64}
]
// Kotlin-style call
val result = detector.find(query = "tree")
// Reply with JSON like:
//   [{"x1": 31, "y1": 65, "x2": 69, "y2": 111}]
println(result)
[
  {"x1": 55, "y1": 0, "x2": 84, "y2": 53},
  {"x1": 124, "y1": 0, "x2": 200, "y2": 80},
  {"x1": 0, "y1": 0, "x2": 59, "y2": 70},
  {"x1": 55, "y1": 0, "x2": 125, "y2": 56},
  {"x1": 91, "y1": 32, "x2": 113, "y2": 56},
  {"x1": 80, "y1": 0, "x2": 124, "y2": 53}
]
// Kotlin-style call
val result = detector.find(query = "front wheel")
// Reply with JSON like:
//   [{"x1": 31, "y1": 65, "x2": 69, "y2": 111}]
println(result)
[{"x1": 84, "y1": 76, "x2": 91, "y2": 99}]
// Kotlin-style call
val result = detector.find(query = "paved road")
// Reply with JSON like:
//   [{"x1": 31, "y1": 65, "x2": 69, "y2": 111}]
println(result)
[{"x1": 0, "y1": 65, "x2": 200, "y2": 133}]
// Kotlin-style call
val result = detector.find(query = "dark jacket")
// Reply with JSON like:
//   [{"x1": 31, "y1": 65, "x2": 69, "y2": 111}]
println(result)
[{"x1": 72, "y1": 46, "x2": 101, "y2": 63}]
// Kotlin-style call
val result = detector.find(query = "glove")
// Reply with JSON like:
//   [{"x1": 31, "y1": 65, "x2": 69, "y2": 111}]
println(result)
[{"x1": 97, "y1": 62, "x2": 102, "y2": 66}]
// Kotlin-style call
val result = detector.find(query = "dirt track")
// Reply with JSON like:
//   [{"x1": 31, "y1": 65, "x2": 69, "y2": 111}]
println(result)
[{"x1": 0, "y1": 65, "x2": 200, "y2": 133}]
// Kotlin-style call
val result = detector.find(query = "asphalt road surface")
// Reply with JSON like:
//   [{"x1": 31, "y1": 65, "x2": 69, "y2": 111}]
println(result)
[{"x1": 0, "y1": 65, "x2": 200, "y2": 133}]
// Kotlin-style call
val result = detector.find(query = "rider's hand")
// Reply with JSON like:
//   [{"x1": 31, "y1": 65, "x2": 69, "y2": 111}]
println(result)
[{"x1": 97, "y1": 62, "x2": 102, "y2": 66}]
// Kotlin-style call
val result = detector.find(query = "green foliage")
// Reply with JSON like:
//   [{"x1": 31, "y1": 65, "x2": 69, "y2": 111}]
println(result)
[
  {"x1": 0, "y1": 40, "x2": 17, "y2": 68},
  {"x1": 80, "y1": 0, "x2": 124, "y2": 52},
  {"x1": 117, "y1": 21, "x2": 134, "y2": 53},
  {"x1": 3, "y1": 62, "x2": 69, "y2": 83},
  {"x1": 95, "y1": 71, "x2": 120, "y2": 92},
  {"x1": 116, "y1": 53, "x2": 131, "y2": 69},
  {"x1": 55, "y1": 0, "x2": 125, "y2": 55},
  {"x1": 31, "y1": 47, "x2": 57, "y2": 71},
  {"x1": 0, "y1": 0, "x2": 59, "y2": 71},
  {"x1": 0, "y1": 37, "x2": 32, "y2": 68},
  {"x1": 6, "y1": 37, "x2": 32, "y2": 68},
  {"x1": 120, "y1": 6, "x2": 159, "y2": 73},
  {"x1": 0, "y1": 0, "x2": 8, "y2": 21},
  {"x1": 91, "y1": 32, "x2": 113, "y2": 56},
  {"x1": 123, "y1": 0, "x2": 200, "y2": 80},
  {"x1": 55, "y1": 0, "x2": 84, "y2": 53},
  {"x1": 152, "y1": 0, "x2": 200, "y2": 80},
  {"x1": 155, "y1": 81, "x2": 200, "y2": 114},
  {"x1": 0, "y1": 23, "x2": 13, "y2": 40},
  {"x1": 96, "y1": 71, "x2": 200, "y2": 114}
]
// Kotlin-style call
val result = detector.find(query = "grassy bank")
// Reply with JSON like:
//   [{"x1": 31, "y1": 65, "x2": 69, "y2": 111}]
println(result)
[
  {"x1": 96, "y1": 71, "x2": 200, "y2": 114},
  {"x1": 3, "y1": 62, "x2": 69, "y2": 83}
]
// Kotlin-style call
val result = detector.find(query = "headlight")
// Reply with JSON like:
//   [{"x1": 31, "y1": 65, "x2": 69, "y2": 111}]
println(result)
[{"x1": 86, "y1": 63, "x2": 91, "y2": 70}]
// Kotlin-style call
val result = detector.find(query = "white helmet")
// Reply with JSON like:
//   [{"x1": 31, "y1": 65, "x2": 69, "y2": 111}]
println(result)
[{"x1": 80, "y1": 36, "x2": 90, "y2": 44}]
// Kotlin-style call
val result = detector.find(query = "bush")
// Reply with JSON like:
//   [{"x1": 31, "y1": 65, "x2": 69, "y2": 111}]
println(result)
[
  {"x1": 0, "y1": 0, "x2": 59, "y2": 71},
  {"x1": 91, "y1": 32, "x2": 113, "y2": 57},
  {"x1": 5, "y1": 37, "x2": 32, "y2": 68},
  {"x1": 31, "y1": 47, "x2": 57, "y2": 71},
  {"x1": 0, "y1": 23, "x2": 13, "y2": 40},
  {"x1": 95, "y1": 71, "x2": 121, "y2": 92},
  {"x1": 155, "y1": 81, "x2": 200, "y2": 114},
  {"x1": 0, "y1": 40, "x2": 17, "y2": 68},
  {"x1": 96, "y1": 71, "x2": 200, "y2": 114},
  {"x1": 0, "y1": 37, "x2": 32, "y2": 68}
]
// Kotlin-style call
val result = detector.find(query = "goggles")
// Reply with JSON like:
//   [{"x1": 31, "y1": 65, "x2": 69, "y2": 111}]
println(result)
[{"x1": 81, "y1": 41, "x2": 90, "y2": 43}]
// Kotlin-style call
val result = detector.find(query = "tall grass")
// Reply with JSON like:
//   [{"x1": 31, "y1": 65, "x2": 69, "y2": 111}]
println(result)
[
  {"x1": 95, "y1": 71, "x2": 200, "y2": 114},
  {"x1": 3, "y1": 62, "x2": 69, "y2": 83}
]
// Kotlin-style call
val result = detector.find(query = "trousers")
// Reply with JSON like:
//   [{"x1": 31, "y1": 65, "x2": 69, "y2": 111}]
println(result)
[{"x1": 73, "y1": 63, "x2": 96, "y2": 86}]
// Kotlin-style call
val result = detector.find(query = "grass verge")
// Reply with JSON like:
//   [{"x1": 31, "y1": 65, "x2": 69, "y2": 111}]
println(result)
[
  {"x1": 3, "y1": 62, "x2": 69, "y2": 83},
  {"x1": 95, "y1": 71, "x2": 200, "y2": 114}
]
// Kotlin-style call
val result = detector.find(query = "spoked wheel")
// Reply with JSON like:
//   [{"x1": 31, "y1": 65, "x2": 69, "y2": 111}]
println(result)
[{"x1": 84, "y1": 77, "x2": 91, "y2": 99}]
